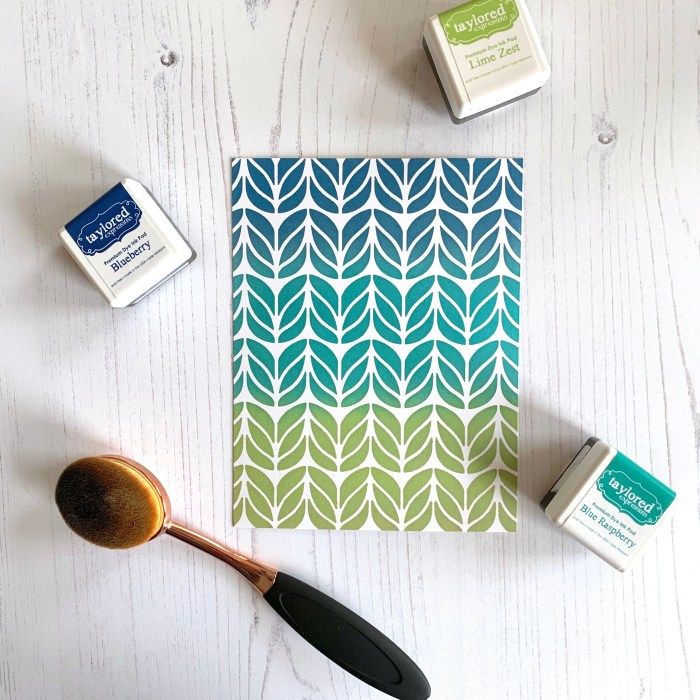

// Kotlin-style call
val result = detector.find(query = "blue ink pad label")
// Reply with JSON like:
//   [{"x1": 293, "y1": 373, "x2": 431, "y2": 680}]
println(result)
[{"x1": 65, "y1": 183, "x2": 142, "y2": 256}]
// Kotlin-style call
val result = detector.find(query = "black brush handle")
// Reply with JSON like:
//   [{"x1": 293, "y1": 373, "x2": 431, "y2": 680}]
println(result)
[{"x1": 263, "y1": 572, "x2": 430, "y2": 699}]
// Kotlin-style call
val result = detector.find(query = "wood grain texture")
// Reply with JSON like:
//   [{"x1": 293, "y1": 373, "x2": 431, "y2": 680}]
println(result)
[{"x1": 0, "y1": 0, "x2": 698, "y2": 698}]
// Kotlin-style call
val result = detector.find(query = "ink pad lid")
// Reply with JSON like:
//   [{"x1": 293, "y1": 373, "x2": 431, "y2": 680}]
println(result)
[
  {"x1": 422, "y1": 0, "x2": 550, "y2": 122},
  {"x1": 59, "y1": 179, "x2": 195, "y2": 307},
  {"x1": 541, "y1": 438, "x2": 676, "y2": 572}
]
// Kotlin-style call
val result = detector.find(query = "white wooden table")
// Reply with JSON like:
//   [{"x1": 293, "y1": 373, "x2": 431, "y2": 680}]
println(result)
[{"x1": 1, "y1": 1, "x2": 698, "y2": 698}]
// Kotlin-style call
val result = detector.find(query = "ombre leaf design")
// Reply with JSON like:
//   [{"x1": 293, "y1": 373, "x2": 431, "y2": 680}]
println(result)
[{"x1": 232, "y1": 158, "x2": 521, "y2": 531}]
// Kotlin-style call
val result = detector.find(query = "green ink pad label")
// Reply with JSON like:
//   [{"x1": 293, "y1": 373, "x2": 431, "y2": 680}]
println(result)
[{"x1": 439, "y1": 0, "x2": 520, "y2": 45}]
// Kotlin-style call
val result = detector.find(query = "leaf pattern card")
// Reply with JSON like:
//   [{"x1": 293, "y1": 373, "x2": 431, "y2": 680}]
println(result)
[{"x1": 232, "y1": 158, "x2": 521, "y2": 532}]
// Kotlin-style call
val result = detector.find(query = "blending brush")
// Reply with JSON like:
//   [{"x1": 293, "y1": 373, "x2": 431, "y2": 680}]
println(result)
[{"x1": 55, "y1": 455, "x2": 431, "y2": 700}]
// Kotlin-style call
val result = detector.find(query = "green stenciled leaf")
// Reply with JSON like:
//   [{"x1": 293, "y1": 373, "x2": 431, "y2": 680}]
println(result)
[
  {"x1": 498, "y1": 503, "x2": 516, "y2": 531},
  {"x1": 340, "y1": 406, "x2": 369, "y2": 471},
  {"x1": 435, "y1": 470, "x2": 465, "y2": 510},
  {"x1": 372, "y1": 468, "x2": 401, "y2": 508},
  {"x1": 467, "y1": 440, "x2": 497, "y2": 473},
  {"x1": 340, "y1": 484, "x2": 369, "y2": 527},
  {"x1": 278, "y1": 501, "x2": 306, "y2": 529},
  {"x1": 468, "y1": 483, "x2": 495, "y2": 522},
  {"x1": 371, "y1": 471, "x2": 400, "y2": 528},
  {"x1": 467, "y1": 406, "x2": 497, "y2": 443},
  {"x1": 309, "y1": 407, "x2": 338, "y2": 471},
  {"x1": 277, "y1": 467, "x2": 305, "y2": 504},
  {"x1": 309, "y1": 467, "x2": 338, "y2": 508},
  {"x1": 468, "y1": 424, "x2": 496, "y2": 460},
  {"x1": 339, "y1": 467, "x2": 369, "y2": 504},
  {"x1": 309, "y1": 466, "x2": 338, "y2": 528},
  {"x1": 467, "y1": 470, "x2": 497, "y2": 505},
  {"x1": 403, "y1": 469, "x2": 432, "y2": 506},
  {"x1": 278, "y1": 485, "x2": 305, "y2": 521}
]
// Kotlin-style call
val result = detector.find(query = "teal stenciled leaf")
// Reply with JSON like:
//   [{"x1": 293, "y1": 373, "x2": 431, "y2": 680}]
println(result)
[
  {"x1": 342, "y1": 211, "x2": 371, "y2": 279},
  {"x1": 372, "y1": 276, "x2": 402, "y2": 344},
  {"x1": 341, "y1": 341, "x2": 370, "y2": 406},
  {"x1": 278, "y1": 276, "x2": 307, "y2": 343},
  {"x1": 309, "y1": 275, "x2": 338, "y2": 343},
  {"x1": 245, "y1": 211, "x2": 275, "y2": 278},
  {"x1": 278, "y1": 210, "x2": 307, "y2": 278},
  {"x1": 246, "y1": 276, "x2": 275, "y2": 343},
  {"x1": 437, "y1": 276, "x2": 467, "y2": 343},
  {"x1": 309, "y1": 210, "x2": 339, "y2": 279},
  {"x1": 341, "y1": 276, "x2": 370, "y2": 343},
  {"x1": 405, "y1": 277, "x2": 435, "y2": 344},
  {"x1": 438, "y1": 209, "x2": 468, "y2": 280},
  {"x1": 278, "y1": 340, "x2": 307, "y2": 405},
  {"x1": 471, "y1": 212, "x2": 500, "y2": 264},
  {"x1": 372, "y1": 340, "x2": 401, "y2": 408},
  {"x1": 436, "y1": 341, "x2": 466, "y2": 409},
  {"x1": 309, "y1": 404, "x2": 338, "y2": 471},
  {"x1": 340, "y1": 405, "x2": 369, "y2": 471},
  {"x1": 246, "y1": 339, "x2": 275, "y2": 405},
  {"x1": 404, "y1": 406, "x2": 433, "y2": 472},
  {"x1": 472, "y1": 159, "x2": 499, "y2": 208},
  {"x1": 406, "y1": 210, "x2": 436, "y2": 279},
  {"x1": 309, "y1": 340, "x2": 338, "y2": 407},
  {"x1": 371, "y1": 404, "x2": 401, "y2": 472},
  {"x1": 404, "y1": 341, "x2": 434, "y2": 408},
  {"x1": 373, "y1": 210, "x2": 402, "y2": 279}
]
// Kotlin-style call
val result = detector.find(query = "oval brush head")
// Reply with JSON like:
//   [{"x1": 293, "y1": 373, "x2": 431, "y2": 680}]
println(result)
[{"x1": 55, "y1": 456, "x2": 165, "y2": 549}]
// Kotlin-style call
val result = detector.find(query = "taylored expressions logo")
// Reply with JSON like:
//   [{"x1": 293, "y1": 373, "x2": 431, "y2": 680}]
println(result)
[
  {"x1": 76, "y1": 199, "x2": 142, "y2": 255},
  {"x1": 596, "y1": 468, "x2": 664, "y2": 526},
  {"x1": 440, "y1": 0, "x2": 519, "y2": 45}
]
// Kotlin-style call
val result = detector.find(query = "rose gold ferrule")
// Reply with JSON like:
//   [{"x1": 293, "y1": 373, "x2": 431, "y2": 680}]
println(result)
[{"x1": 165, "y1": 521, "x2": 278, "y2": 595}]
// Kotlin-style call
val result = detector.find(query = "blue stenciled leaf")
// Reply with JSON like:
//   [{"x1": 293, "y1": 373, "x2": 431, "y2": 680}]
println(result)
[
  {"x1": 278, "y1": 158, "x2": 307, "y2": 213},
  {"x1": 309, "y1": 210, "x2": 339, "y2": 278},
  {"x1": 342, "y1": 159, "x2": 371, "y2": 212},
  {"x1": 407, "y1": 159, "x2": 436, "y2": 213}
]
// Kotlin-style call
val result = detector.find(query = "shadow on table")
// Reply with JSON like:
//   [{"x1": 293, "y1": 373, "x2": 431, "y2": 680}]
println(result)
[{"x1": 517, "y1": 394, "x2": 587, "y2": 507}]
